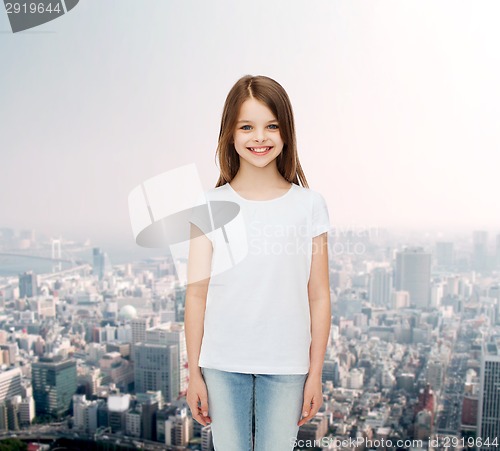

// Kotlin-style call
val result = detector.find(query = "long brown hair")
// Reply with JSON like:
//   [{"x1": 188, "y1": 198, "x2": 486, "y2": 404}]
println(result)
[{"x1": 214, "y1": 75, "x2": 309, "y2": 188}]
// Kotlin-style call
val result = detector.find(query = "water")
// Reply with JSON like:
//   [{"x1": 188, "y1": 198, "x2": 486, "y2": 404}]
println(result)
[{"x1": 0, "y1": 243, "x2": 170, "y2": 277}]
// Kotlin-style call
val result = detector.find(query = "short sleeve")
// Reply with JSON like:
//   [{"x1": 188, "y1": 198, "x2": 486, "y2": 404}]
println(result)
[
  {"x1": 187, "y1": 191, "x2": 211, "y2": 237},
  {"x1": 312, "y1": 191, "x2": 331, "y2": 237}
]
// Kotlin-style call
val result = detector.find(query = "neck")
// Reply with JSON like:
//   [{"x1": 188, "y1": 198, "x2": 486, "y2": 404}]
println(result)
[{"x1": 231, "y1": 160, "x2": 288, "y2": 189}]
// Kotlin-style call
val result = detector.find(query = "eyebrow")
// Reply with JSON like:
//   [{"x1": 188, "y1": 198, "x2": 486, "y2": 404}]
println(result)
[{"x1": 237, "y1": 119, "x2": 278, "y2": 123}]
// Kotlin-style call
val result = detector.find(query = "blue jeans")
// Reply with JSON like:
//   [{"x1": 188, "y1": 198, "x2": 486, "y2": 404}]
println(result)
[{"x1": 201, "y1": 367, "x2": 308, "y2": 451}]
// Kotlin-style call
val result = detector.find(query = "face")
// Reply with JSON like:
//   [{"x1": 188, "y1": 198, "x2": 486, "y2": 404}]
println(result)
[{"x1": 232, "y1": 97, "x2": 284, "y2": 168}]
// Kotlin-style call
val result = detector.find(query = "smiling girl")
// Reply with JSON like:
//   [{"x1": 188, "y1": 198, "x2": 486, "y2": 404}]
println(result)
[{"x1": 185, "y1": 74, "x2": 331, "y2": 451}]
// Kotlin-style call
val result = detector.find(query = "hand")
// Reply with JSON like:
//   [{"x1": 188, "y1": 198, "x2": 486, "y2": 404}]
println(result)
[
  {"x1": 186, "y1": 372, "x2": 212, "y2": 426},
  {"x1": 297, "y1": 374, "x2": 323, "y2": 427}
]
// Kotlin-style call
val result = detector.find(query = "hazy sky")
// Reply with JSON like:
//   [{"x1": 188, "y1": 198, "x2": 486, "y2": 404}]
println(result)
[{"x1": 1, "y1": 0, "x2": 499, "y2": 250}]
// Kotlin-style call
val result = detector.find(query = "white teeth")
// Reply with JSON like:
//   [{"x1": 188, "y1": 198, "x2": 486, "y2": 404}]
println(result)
[{"x1": 250, "y1": 147, "x2": 271, "y2": 153}]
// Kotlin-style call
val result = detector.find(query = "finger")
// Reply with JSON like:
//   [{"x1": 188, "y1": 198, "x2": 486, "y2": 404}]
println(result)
[
  {"x1": 188, "y1": 399, "x2": 211, "y2": 424},
  {"x1": 300, "y1": 399, "x2": 313, "y2": 419},
  {"x1": 193, "y1": 411, "x2": 210, "y2": 426},
  {"x1": 193, "y1": 412, "x2": 208, "y2": 426},
  {"x1": 297, "y1": 406, "x2": 317, "y2": 427},
  {"x1": 199, "y1": 394, "x2": 209, "y2": 418},
  {"x1": 297, "y1": 412, "x2": 310, "y2": 426},
  {"x1": 297, "y1": 413, "x2": 313, "y2": 426},
  {"x1": 197, "y1": 406, "x2": 212, "y2": 423}
]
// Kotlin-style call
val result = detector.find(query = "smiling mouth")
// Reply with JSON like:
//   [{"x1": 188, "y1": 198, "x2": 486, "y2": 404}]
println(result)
[{"x1": 247, "y1": 146, "x2": 273, "y2": 154}]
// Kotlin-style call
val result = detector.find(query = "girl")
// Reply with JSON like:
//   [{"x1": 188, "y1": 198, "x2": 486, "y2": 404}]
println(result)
[{"x1": 185, "y1": 75, "x2": 331, "y2": 451}]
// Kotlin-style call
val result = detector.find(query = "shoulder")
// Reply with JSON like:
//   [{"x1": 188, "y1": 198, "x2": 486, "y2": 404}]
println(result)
[
  {"x1": 199, "y1": 184, "x2": 230, "y2": 202},
  {"x1": 292, "y1": 184, "x2": 326, "y2": 204},
  {"x1": 210, "y1": 184, "x2": 231, "y2": 196}
]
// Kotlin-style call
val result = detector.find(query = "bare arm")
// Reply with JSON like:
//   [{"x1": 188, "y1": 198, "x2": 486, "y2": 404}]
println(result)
[
  {"x1": 307, "y1": 231, "x2": 331, "y2": 379},
  {"x1": 185, "y1": 223, "x2": 213, "y2": 380},
  {"x1": 298, "y1": 231, "x2": 331, "y2": 426}
]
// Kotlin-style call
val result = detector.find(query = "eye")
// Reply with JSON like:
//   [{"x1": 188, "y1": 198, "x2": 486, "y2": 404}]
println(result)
[
  {"x1": 241, "y1": 125, "x2": 252, "y2": 130},
  {"x1": 268, "y1": 124, "x2": 279, "y2": 130}
]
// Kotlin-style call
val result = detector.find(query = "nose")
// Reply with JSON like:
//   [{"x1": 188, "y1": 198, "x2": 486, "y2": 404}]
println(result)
[{"x1": 254, "y1": 128, "x2": 267, "y2": 142}]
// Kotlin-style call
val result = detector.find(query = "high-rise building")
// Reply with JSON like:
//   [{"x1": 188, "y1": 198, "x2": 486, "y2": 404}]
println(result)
[
  {"x1": 18, "y1": 271, "x2": 38, "y2": 298},
  {"x1": 201, "y1": 424, "x2": 214, "y2": 451},
  {"x1": 77, "y1": 367, "x2": 101, "y2": 398},
  {"x1": 29, "y1": 296, "x2": 56, "y2": 319},
  {"x1": 395, "y1": 247, "x2": 431, "y2": 309},
  {"x1": 32, "y1": 356, "x2": 77, "y2": 418},
  {"x1": 164, "y1": 407, "x2": 193, "y2": 447},
  {"x1": 92, "y1": 247, "x2": 111, "y2": 280},
  {"x1": 435, "y1": 241, "x2": 454, "y2": 269},
  {"x1": 0, "y1": 343, "x2": 18, "y2": 368},
  {"x1": 125, "y1": 408, "x2": 141, "y2": 437},
  {"x1": 392, "y1": 290, "x2": 410, "y2": 309},
  {"x1": 72, "y1": 394, "x2": 99, "y2": 433},
  {"x1": 4, "y1": 397, "x2": 21, "y2": 430},
  {"x1": 0, "y1": 368, "x2": 22, "y2": 403},
  {"x1": 156, "y1": 405, "x2": 178, "y2": 444},
  {"x1": 18, "y1": 396, "x2": 35, "y2": 426},
  {"x1": 430, "y1": 282, "x2": 444, "y2": 308},
  {"x1": 133, "y1": 343, "x2": 179, "y2": 403},
  {"x1": 414, "y1": 409, "x2": 432, "y2": 441},
  {"x1": 108, "y1": 393, "x2": 130, "y2": 433},
  {"x1": 472, "y1": 230, "x2": 489, "y2": 272},
  {"x1": 487, "y1": 285, "x2": 500, "y2": 326},
  {"x1": 145, "y1": 322, "x2": 188, "y2": 396},
  {"x1": 0, "y1": 403, "x2": 6, "y2": 430},
  {"x1": 136, "y1": 391, "x2": 162, "y2": 441},
  {"x1": 369, "y1": 267, "x2": 392, "y2": 307},
  {"x1": 93, "y1": 247, "x2": 104, "y2": 280},
  {"x1": 129, "y1": 315, "x2": 159, "y2": 366},
  {"x1": 496, "y1": 234, "x2": 500, "y2": 270},
  {"x1": 477, "y1": 341, "x2": 500, "y2": 449},
  {"x1": 414, "y1": 383, "x2": 435, "y2": 423},
  {"x1": 99, "y1": 351, "x2": 134, "y2": 392},
  {"x1": 461, "y1": 394, "x2": 478, "y2": 430},
  {"x1": 131, "y1": 316, "x2": 159, "y2": 346}
]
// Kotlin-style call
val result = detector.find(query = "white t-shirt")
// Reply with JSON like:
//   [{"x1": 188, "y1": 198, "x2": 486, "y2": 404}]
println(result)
[{"x1": 188, "y1": 182, "x2": 331, "y2": 375}]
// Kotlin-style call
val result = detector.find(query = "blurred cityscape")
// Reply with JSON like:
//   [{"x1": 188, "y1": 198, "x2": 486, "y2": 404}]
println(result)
[{"x1": 0, "y1": 225, "x2": 499, "y2": 450}]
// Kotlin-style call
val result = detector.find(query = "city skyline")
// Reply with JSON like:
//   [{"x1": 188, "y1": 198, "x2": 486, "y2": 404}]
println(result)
[
  {"x1": 1, "y1": 220, "x2": 499, "y2": 449},
  {"x1": 1, "y1": 0, "x2": 500, "y2": 248}
]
